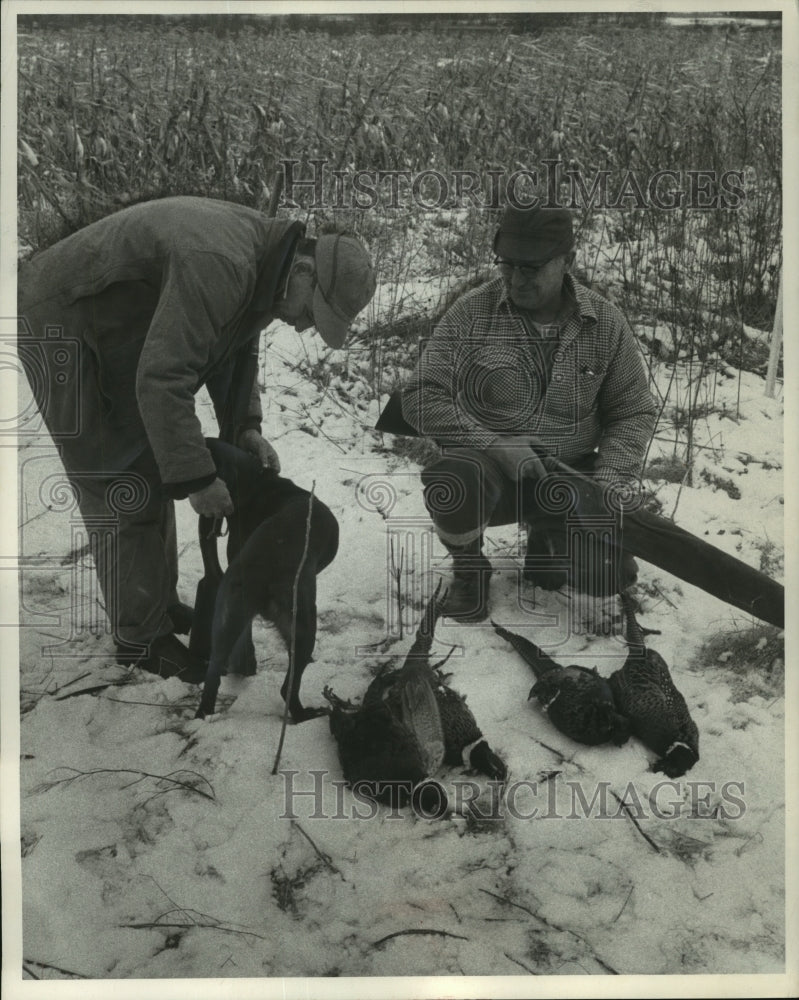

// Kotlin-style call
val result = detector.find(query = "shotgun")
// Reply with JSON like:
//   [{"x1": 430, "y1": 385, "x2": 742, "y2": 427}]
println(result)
[
  {"x1": 376, "y1": 389, "x2": 784, "y2": 629},
  {"x1": 189, "y1": 168, "x2": 285, "y2": 661}
]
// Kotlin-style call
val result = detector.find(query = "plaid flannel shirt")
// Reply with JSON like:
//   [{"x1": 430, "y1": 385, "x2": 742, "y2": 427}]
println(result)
[{"x1": 402, "y1": 273, "x2": 656, "y2": 484}]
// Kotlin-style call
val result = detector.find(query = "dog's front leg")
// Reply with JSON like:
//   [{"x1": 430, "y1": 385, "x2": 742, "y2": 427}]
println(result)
[
  {"x1": 195, "y1": 569, "x2": 253, "y2": 719},
  {"x1": 282, "y1": 678, "x2": 329, "y2": 723},
  {"x1": 280, "y1": 645, "x2": 327, "y2": 723},
  {"x1": 274, "y1": 567, "x2": 328, "y2": 723},
  {"x1": 195, "y1": 668, "x2": 221, "y2": 719}
]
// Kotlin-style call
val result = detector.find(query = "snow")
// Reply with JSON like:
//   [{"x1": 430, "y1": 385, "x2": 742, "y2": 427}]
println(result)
[
  {"x1": 4, "y1": 285, "x2": 792, "y2": 998},
  {"x1": 3, "y1": 113, "x2": 796, "y2": 993}
]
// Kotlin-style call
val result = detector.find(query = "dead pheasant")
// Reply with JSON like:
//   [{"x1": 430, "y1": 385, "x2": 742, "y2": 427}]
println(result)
[
  {"x1": 325, "y1": 582, "x2": 506, "y2": 806},
  {"x1": 608, "y1": 590, "x2": 699, "y2": 778},
  {"x1": 492, "y1": 621, "x2": 630, "y2": 747},
  {"x1": 434, "y1": 681, "x2": 507, "y2": 781},
  {"x1": 409, "y1": 583, "x2": 506, "y2": 780}
]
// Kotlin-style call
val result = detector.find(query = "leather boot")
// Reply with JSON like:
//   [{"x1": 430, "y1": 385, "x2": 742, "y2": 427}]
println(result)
[
  {"x1": 442, "y1": 537, "x2": 493, "y2": 622},
  {"x1": 523, "y1": 524, "x2": 570, "y2": 591},
  {"x1": 116, "y1": 633, "x2": 207, "y2": 684}
]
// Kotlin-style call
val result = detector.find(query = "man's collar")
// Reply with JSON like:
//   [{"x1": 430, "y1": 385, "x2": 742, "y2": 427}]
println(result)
[
  {"x1": 252, "y1": 222, "x2": 305, "y2": 313},
  {"x1": 567, "y1": 273, "x2": 598, "y2": 323}
]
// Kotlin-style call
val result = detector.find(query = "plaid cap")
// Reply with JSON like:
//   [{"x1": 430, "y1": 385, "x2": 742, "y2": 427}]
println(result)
[
  {"x1": 493, "y1": 206, "x2": 575, "y2": 263},
  {"x1": 313, "y1": 234, "x2": 377, "y2": 348}
]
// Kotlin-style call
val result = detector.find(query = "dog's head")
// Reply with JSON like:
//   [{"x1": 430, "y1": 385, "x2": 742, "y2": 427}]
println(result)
[{"x1": 205, "y1": 437, "x2": 268, "y2": 506}]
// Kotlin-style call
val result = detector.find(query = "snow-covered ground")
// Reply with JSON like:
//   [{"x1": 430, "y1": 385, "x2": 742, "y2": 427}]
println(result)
[{"x1": 4, "y1": 286, "x2": 790, "y2": 998}]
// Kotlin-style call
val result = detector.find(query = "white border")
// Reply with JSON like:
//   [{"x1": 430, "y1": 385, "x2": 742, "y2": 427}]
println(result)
[{"x1": 2, "y1": 2, "x2": 796, "y2": 999}]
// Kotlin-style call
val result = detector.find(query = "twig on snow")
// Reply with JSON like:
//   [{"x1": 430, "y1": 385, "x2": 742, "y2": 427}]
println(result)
[
  {"x1": 504, "y1": 952, "x2": 537, "y2": 974},
  {"x1": 612, "y1": 885, "x2": 634, "y2": 923},
  {"x1": 291, "y1": 819, "x2": 344, "y2": 879},
  {"x1": 299, "y1": 405, "x2": 348, "y2": 453},
  {"x1": 138, "y1": 873, "x2": 197, "y2": 926},
  {"x1": 136, "y1": 876, "x2": 263, "y2": 940},
  {"x1": 481, "y1": 887, "x2": 621, "y2": 975},
  {"x1": 118, "y1": 921, "x2": 265, "y2": 940},
  {"x1": 610, "y1": 790, "x2": 664, "y2": 853},
  {"x1": 22, "y1": 957, "x2": 86, "y2": 979},
  {"x1": 51, "y1": 671, "x2": 92, "y2": 693},
  {"x1": 54, "y1": 679, "x2": 132, "y2": 700},
  {"x1": 34, "y1": 766, "x2": 216, "y2": 802},
  {"x1": 99, "y1": 696, "x2": 193, "y2": 708},
  {"x1": 594, "y1": 956, "x2": 620, "y2": 975},
  {"x1": 479, "y1": 887, "x2": 537, "y2": 919},
  {"x1": 649, "y1": 581, "x2": 679, "y2": 610},
  {"x1": 373, "y1": 928, "x2": 469, "y2": 949},
  {"x1": 390, "y1": 536, "x2": 404, "y2": 640}
]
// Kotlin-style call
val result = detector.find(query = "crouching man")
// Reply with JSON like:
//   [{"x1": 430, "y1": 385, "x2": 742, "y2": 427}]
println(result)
[{"x1": 402, "y1": 205, "x2": 656, "y2": 621}]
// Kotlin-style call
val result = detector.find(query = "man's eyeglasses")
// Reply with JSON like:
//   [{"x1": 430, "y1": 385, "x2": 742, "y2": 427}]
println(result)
[{"x1": 494, "y1": 256, "x2": 549, "y2": 278}]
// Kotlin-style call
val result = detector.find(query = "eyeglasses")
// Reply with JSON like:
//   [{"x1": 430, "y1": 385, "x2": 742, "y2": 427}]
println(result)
[{"x1": 493, "y1": 256, "x2": 550, "y2": 278}]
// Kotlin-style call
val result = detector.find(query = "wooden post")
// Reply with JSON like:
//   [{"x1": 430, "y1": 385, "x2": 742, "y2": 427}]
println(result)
[{"x1": 765, "y1": 266, "x2": 782, "y2": 398}]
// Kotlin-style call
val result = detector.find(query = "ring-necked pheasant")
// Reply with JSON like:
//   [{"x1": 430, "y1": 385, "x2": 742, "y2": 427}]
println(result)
[
  {"x1": 492, "y1": 621, "x2": 630, "y2": 747},
  {"x1": 393, "y1": 582, "x2": 506, "y2": 780},
  {"x1": 434, "y1": 680, "x2": 507, "y2": 781},
  {"x1": 325, "y1": 582, "x2": 506, "y2": 808},
  {"x1": 608, "y1": 590, "x2": 699, "y2": 778}
]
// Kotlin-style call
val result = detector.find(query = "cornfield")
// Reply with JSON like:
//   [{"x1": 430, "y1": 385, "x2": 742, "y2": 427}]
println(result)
[{"x1": 17, "y1": 14, "x2": 783, "y2": 455}]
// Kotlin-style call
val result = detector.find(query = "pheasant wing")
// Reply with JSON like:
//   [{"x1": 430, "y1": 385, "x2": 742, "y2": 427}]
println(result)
[{"x1": 399, "y1": 663, "x2": 446, "y2": 773}]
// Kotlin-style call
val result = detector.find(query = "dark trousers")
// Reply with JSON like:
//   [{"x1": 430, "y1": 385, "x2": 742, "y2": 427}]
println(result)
[
  {"x1": 421, "y1": 448, "x2": 636, "y2": 595},
  {"x1": 62, "y1": 449, "x2": 180, "y2": 647},
  {"x1": 19, "y1": 283, "x2": 180, "y2": 647}
]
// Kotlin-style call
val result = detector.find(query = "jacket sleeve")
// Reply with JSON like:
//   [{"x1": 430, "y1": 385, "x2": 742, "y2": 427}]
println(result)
[
  {"x1": 401, "y1": 297, "x2": 498, "y2": 450},
  {"x1": 593, "y1": 317, "x2": 657, "y2": 485},
  {"x1": 135, "y1": 250, "x2": 252, "y2": 489}
]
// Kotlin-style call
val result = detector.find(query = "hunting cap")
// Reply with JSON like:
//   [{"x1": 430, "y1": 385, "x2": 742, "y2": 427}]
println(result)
[
  {"x1": 313, "y1": 234, "x2": 377, "y2": 348},
  {"x1": 493, "y1": 206, "x2": 575, "y2": 263}
]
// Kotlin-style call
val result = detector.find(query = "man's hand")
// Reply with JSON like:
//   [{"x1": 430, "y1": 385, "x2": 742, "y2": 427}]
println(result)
[
  {"x1": 489, "y1": 435, "x2": 550, "y2": 481},
  {"x1": 238, "y1": 428, "x2": 281, "y2": 472},
  {"x1": 595, "y1": 476, "x2": 647, "y2": 514},
  {"x1": 189, "y1": 478, "x2": 234, "y2": 517}
]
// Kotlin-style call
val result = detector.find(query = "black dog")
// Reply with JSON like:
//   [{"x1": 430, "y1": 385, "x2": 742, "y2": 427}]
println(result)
[{"x1": 194, "y1": 439, "x2": 339, "y2": 722}]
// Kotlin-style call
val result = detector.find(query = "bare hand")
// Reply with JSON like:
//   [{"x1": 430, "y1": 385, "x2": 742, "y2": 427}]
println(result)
[
  {"x1": 189, "y1": 478, "x2": 234, "y2": 517},
  {"x1": 488, "y1": 435, "x2": 549, "y2": 481},
  {"x1": 238, "y1": 428, "x2": 281, "y2": 472}
]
